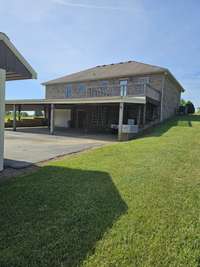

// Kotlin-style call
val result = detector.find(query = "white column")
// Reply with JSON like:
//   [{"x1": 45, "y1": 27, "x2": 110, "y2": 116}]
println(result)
[
  {"x1": 50, "y1": 103, "x2": 55, "y2": 135},
  {"x1": 0, "y1": 69, "x2": 6, "y2": 171},
  {"x1": 118, "y1": 102, "x2": 124, "y2": 141}
]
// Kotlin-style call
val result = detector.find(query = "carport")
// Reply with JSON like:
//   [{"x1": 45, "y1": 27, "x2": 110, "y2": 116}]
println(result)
[
  {"x1": 0, "y1": 32, "x2": 37, "y2": 171},
  {"x1": 5, "y1": 95, "x2": 147, "y2": 141}
]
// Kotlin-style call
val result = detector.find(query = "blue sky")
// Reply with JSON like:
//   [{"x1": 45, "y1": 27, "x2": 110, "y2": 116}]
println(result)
[{"x1": 1, "y1": 0, "x2": 200, "y2": 106}]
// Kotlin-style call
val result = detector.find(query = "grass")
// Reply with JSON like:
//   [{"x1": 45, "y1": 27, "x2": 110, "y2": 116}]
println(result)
[
  {"x1": 5, "y1": 115, "x2": 43, "y2": 122},
  {"x1": 0, "y1": 115, "x2": 200, "y2": 267}
]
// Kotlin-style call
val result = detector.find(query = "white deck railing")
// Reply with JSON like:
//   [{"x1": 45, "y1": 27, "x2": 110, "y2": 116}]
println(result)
[{"x1": 69, "y1": 84, "x2": 161, "y2": 102}]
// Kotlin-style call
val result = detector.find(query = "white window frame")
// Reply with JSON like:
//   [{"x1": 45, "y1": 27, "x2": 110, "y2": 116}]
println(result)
[
  {"x1": 120, "y1": 79, "x2": 128, "y2": 96},
  {"x1": 65, "y1": 84, "x2": 72, "y2": 98},
  {"x1": 78, "y1": 83, "x2": 86, "y2": 96}
]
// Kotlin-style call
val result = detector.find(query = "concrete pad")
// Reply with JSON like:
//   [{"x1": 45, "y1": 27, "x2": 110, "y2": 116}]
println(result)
[{"x1": 4, "y1": 127, "x2": 116, "y2": 169}]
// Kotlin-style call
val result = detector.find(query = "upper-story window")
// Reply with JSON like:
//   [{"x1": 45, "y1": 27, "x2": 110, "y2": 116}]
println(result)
[
  {"x1": 100, "y1": 80, "x2": 109, "y2": 87},
  {"x1": 120, "y1": 80, "x2": 128, "y2": 96},
  {"x1": 78, "y1": 83, "x2": 86, "y2": 96},
  {"x1": 135, "y1": 77, "x2": 149, "y2": 85},
  {"x1": 65, "y1": 84, "x2": 72, "y2": 98},
  {"x1": 134, "y1": 77, "x2": 149, "y2": 94}
]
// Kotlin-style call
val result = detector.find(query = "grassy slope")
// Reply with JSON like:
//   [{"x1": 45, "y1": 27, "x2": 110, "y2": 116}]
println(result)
[{"x1": 0, "y1": 115, "x2": 200, "y2": 267}]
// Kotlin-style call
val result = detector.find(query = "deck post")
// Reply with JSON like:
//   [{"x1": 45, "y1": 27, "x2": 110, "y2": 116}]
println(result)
[
  {"x1": 50, "y1": 103, "x2": 55, "y2": 135},
  {"x1": 13, "y1": 104, "x2": 17, "y2": 131},
  {"x1": 0, "y1": 69, "x2": 5, "y2": 171},
  {"x1": 44, "y1": 106, "x2": 47, "y2": 120},
  {"x1": 137, "y1": 105, "x2": 142, "y2": 127},
  {"x1": 143, "y1": 104, "x2": 146, "y2": 126},
  {"x1": 18, "y1": 105, "x2": 21, "y2": 121},
  {"x1": 47, "y1": 105, "x2": 51, "y2": 129},
  {"x1": 118, "y1": 102, "x2": 124, "y2": 141}
]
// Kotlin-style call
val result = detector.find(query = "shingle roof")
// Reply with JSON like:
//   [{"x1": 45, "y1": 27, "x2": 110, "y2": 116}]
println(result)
[{"x1": 42, "y1": 60, "x2": 167, "y2": 85}]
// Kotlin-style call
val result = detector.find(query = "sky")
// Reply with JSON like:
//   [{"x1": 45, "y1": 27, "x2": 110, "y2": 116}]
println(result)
[{"x1": 1, "y1": 0, "x2": 200, "y2": 106}]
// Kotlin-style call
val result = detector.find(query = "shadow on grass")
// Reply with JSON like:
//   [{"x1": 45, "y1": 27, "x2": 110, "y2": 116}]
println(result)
[
  {"x1": 0, "y1": 165, "x2": 127, "y2": 267},
  {"x1": 144, "y1": 115, "x2": 200, "y2": 138}
]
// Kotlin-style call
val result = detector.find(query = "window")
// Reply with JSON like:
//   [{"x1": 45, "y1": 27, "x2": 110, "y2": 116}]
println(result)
[
  {"x1": 65, "y1": 84, "x2": 72, "y2": 98},
  {"x1": 134, "y1": 77, "x2": 149, "y2": 94},
  {"x1": 78, "y1": 83, "x2": 86, "y2": 96},
  {"x1": 100, "y1": 80, "x2": 109, "y2": 87},
  {"x1": 120, "y1": 80, "x2": 128, "y2": 96},
  {"x1": 99, "y1": 81, "x2": 109, "y2": 96},
  {"x1": 135, "y1": 77, "x2": 149, "y2": 85}
]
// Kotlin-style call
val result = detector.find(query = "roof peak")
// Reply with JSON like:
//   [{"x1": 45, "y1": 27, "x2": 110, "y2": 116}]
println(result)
[{"x1": 95, "y1": 60, "x2": 165, "y2": 70}]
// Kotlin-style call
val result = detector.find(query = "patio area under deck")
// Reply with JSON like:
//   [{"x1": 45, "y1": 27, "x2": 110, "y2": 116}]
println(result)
[{"x1": 5, "y1": 95, "x2": 160, "y2": 141}]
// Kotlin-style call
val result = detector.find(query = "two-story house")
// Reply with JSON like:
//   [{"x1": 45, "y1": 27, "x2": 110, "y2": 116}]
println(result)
[{"x1": 6, "y1": 60, "x2": 184, "y2": 141}]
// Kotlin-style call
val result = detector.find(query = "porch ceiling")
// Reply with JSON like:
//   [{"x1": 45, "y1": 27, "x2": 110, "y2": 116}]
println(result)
[{"x1": 0, "y1": 33, "x2": 37, "y2": 81}]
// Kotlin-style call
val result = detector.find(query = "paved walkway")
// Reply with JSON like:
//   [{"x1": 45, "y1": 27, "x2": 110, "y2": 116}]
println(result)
[{"x1": 4, "y1": 127, "x2": 116, "y2": 169}]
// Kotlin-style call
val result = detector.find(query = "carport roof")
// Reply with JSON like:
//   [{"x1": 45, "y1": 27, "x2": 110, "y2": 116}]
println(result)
[
  {"x1": 5, "y1": 96, "x2": 146, "y2": 105},
  {"x1": 0, "y1": 32, "x2": 37, "y2": 81}
]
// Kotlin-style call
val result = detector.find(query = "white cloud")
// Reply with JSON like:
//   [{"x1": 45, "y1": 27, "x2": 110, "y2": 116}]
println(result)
[{"x1": 51, "y1": 0, "x2": 133, "y2": 11}]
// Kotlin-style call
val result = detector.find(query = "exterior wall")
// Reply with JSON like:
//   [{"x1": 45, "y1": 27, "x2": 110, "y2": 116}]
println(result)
[
  {"x1": 45, "y1": 73, "x2": 181, "y2": 123},
  {"x1": 162, "y1": 76, "x2": 181, "y2": 120},
  {"x1": 45, "y1": 74, "x2": 163, "y2": 99},
  {"x1": 55, "y1": 109, "x2": 71, "y2": 128}
]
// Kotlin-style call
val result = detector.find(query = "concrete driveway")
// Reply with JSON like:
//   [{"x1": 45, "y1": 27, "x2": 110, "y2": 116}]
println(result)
[{"x1": 4, "y1": 127, "x2": 116, "y2": 169}]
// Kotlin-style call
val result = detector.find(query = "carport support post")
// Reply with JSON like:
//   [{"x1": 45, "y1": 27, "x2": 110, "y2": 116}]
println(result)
[
  {"x1": 118, "y1": 102, "x2": 124, "y2": 141},
  {"x1": 0, "y1": 69, "x2": 6, "y2": 171},
  {"x1": 50, "y1": 103, "x2": 55, "y2": 135},
  {"x1": 18, "y1": 105, "x2": 21, "y2": 121},
  {"x1": 143, "y1": 104, "x2": 146, "y2": 126},
  {"x1": 13, "y1": 104, "x2": 17, "y2": 131},
  {"x1": 137, "y1": 105, "x2": 142, "y2": 127}
]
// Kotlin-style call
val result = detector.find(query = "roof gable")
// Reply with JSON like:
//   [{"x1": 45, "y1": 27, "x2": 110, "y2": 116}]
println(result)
[{"x1": 43, "y1": 61, "x2": 166, "y2": 85}]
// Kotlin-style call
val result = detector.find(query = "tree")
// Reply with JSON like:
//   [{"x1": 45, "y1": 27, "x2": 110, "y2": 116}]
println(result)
[
  {"x1": 34, "y1": 109, "x2": 43, "y2": 117},
  {"x1": 186, "y1": 101, "x2": 195, "y2": 114},
  {"x1": 21, "y1": 112, "x2": 29, "y2": 117},
  {"x1": 180, "y1": 99, "x2": 187, "y2": 106}
]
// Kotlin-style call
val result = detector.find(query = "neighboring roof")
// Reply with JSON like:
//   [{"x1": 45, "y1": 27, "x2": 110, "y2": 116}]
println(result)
[
  {"x1": 43, "y1": 60, "x2": 166, "y2": 85},
  {"x1": 0, "y1": 32, "x2": 37, "y2": 81}
]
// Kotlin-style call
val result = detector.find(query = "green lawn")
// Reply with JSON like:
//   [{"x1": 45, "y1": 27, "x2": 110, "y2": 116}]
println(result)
[{"x1": 0, "y1": 115, "x2": 200, "y2": 267}]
